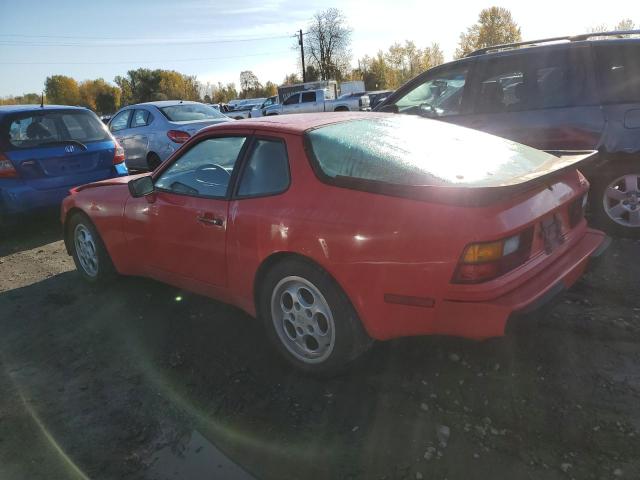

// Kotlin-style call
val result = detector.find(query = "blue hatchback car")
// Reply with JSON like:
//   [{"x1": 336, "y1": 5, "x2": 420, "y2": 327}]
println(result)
[{"x1": 0, "y1": 105, "x2": 128, "y2": 226}]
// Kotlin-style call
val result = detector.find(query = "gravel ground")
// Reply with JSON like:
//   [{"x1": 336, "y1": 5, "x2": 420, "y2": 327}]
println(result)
[{"x1": 1, "y1": 216, "x2": 640, "y2": 480}]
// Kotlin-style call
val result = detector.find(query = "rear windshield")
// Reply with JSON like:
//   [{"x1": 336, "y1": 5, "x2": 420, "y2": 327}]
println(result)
[
  {"x1": 305, "y1": 116, "x2": 556, "y2": 188},
  {"x1": 3, "y1": 109, "x2": 111, "y2": 149},
  {"x1": 595, "y1": 44, "x2": 640, "y2": 104},
  {"x1": 159, "y1": 104, "x2": 227, "y2": 122}
]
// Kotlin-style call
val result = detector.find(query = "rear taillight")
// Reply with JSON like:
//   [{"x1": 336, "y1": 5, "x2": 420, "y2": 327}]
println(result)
[
  {"x1": 167, "y1": 130, "x2": 190, "y2": 143},
  {"x1": 0, "y1": 152, "x2": 18, "y2": 178},
  {"x1": 568, "y1": 194, "x2": 588, "y2": 228},
  {"x1": 113, "y1": 141, "x2": 125, "y2": 165},
  {"x1": 453, "y1": 228, "x2": 534, "y2": 284}
]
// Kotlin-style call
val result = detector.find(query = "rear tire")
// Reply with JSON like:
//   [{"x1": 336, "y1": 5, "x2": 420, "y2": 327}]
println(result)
[
  {"x1": 146, "y1": 152, "x2": 162, "y2": 171},
  {"x1": 258, "y1": 257, "x2": 373, "y2": 375},
  {"x1": 591, "y1": 160, "x2": 640, "y2": 238},
  {"x1": 67, "y1": 213, "x2": 117, "y2": 284}
]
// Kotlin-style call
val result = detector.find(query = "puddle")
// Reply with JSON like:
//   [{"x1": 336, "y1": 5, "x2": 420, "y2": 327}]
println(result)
[{"x1": 148, "y1": 430, "x2": 255, "y2": 480}]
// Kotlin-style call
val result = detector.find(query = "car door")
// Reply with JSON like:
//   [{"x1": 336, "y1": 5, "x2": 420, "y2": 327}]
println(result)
[
  {"x1": 458, "y1": 46, "x2": 605, "y2": 150},
  {"x1": 123, "y1": 134, "x2": 249, "y2": 289},
  {"x1": 126, "y1": 109, "x2": 153, "y2": 164},
  {"x1": 282, "y1": 93, "x2": 301, "y2": 113},
  {"x1": 109, "y1": 109, "x2": 135, "y2": 165},
  {"x1": 299, "y1": 91, "x2": 320, "y2": 113}
]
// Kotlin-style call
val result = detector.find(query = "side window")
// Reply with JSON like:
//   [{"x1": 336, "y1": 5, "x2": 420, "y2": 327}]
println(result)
[
  {"x1": 237, "y1": 139, "x2": 290, "y2": 197},
  {"x1": 283, "y1": 94, "x2": 300, "y2": 105},
  {"x1": 155, "y1": 136, "x2": 247, "y2": 198},
  {"x1": 110, "y1": 110, "x2": 131, "y2": 132},
  {"x1": 595, "y1": 44, "x2": 640, "y2": 104},
  {"x1": 474, "y1": 57, "x2": 526, "y2": 113},
  {"x1": 301, "y1": 92, "x2": 316, "y2": 103},
  {"x1": 131, "y1": 109, "x2": 152, "y2": 128},
  {"x1": 395, "y1": 65, "x2": 469, "y2": 117}
]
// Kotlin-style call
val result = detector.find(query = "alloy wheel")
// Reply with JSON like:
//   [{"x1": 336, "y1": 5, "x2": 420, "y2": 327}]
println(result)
[
  {"x1": 74, "y1": 224, "x2": 99, "y2": 277},
  {"x1": 270, "y1": 276, "x2": 336, "y2": 364},
  {"x1": 603, "y1": 174, "x2": 640, "y2": 228}
]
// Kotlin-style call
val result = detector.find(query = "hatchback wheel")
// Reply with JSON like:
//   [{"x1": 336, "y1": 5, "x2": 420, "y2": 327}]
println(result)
[
  {"x1": 68, "y1": 213, "x2": 116, "y2": 283},
  {"x1": 259, "y1": 258, "x2": 372, "y2": 374},
  {"x1": 592, "y1": 161, "x2": 640, "y2": 238}
]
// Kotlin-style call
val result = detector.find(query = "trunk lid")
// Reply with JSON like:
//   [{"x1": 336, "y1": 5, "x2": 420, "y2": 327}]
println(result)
[{"x1": 2, "y1": 108, "x2": 116, "y2": 190}]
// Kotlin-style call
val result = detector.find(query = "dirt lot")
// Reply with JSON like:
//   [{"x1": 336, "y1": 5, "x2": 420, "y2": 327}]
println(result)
[{"x1": 1, "y1": 216, "x2": 640, "y2": 480}]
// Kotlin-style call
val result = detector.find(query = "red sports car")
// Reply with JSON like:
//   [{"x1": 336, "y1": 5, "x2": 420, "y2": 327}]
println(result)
[{"x1": 62, "y1": 113, "x2": 608, "y2": 373}]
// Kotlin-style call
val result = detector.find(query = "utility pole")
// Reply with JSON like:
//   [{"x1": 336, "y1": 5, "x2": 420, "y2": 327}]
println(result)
[{"x1": 298, "y1": 29, "x2": 306, "y2": 83}]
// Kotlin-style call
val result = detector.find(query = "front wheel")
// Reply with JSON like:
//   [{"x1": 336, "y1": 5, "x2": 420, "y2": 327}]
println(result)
[
  {"x1": 258, "y1": 258, "x2": 372, "y2": 374},
  {"x1": 68, "y1": 213, "x2": 117, "y2": 284},
  {"x1": 591, "y1": 161, "x2": 640, "y2": 238}
]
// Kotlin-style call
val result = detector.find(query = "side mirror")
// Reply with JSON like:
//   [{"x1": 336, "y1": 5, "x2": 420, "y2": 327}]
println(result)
[{"x1": 128, "y1": 175, "x2": 154, "y2": 197}]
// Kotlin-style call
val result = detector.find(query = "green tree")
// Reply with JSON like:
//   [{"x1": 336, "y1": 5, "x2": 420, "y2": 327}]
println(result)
[
  {"x1": 78, "y1": 78, "x2": 120, "y2": 114},
  {"x1": 114, "y1": 69, "x2": 200, "y2": 105},
  {"x1": 212, "y1": 82, "x2": 238, "y2": 103},
  {"x1": 455, "y1": 7, "x2": 522, "y2": 59},
  {"x1": 615, "y1": 19, "x2": 635, "y2": 30},
  {"x1": 0, "y1": 93, "x2": 41, "y2": 105},
  {"x1": 45, "y1": 75, "x2": 81, "y2": 105},
  {"x1": 283, "y1": 73, "x2": 302, "y2": 85},
  {"x1": 305, "y1": 8, "x2": 352, "y2": 80}
]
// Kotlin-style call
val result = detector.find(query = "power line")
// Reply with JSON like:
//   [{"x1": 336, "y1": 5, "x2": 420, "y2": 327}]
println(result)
[
  {"x1": 0, "y1": 50, "x2": 293, "y2": 65},
  {"x1": 0, "y1": 34, "x2": 296, "y2": 48}
]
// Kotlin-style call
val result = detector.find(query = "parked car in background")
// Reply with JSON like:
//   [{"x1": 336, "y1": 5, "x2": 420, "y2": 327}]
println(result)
[
  {"x1": 376, "y1": 30, "x2": 640, "y2": 237},
  {"x1": 0, "y1": 105, "x2": 127, "y2": 228},
  {"x1": 249, "y1": 95, "x2": 278, "y2": 118},
  {"x1": 366, "y1": 90, "x2": 394, "y2": 109},
  {"x1": 108, "y1": 100, "x2": 231, "y2": 171},
  {"x1": 226, "y1": 99, "x2": 265, "y2": 120},
  {"x1": 264, "y1": 89, "x2": 370, "y2": 115},
  {"x1": 62, "y1": 112, "x2": 606, "y2": 373}
]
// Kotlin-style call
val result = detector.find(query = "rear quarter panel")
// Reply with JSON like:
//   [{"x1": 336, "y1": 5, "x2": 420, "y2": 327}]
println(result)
[{"x1": 226, "y1": 134, "x2": 589, "y2": 340}]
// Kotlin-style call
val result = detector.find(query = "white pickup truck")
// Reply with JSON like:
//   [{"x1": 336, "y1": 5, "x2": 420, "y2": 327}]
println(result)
[{"x1": 263, "y1": 89, "x2": 370, "y2": 116}]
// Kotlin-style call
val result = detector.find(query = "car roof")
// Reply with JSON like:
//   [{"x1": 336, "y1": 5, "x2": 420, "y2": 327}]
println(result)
[
  {"x1": 0, "y1": 104, "x2": 89, "y2": 114},
  {"x1": 467, "y1": 35, "x2": 640, "y2": 59},
  {"x1": 129, "y1": 100, "x2": 205, "y2": 108},
  {"x1": 200, "y1": 112, "x2": 393, "y2": 135}
]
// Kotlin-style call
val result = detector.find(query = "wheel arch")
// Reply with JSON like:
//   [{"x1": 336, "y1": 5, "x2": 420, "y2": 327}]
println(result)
[
  {"x1": 63, "y1": 207, "x2": 88, "y2": 254},
  {"x1": 252, "y1": 250, "x2": 373, "y2": 336}
]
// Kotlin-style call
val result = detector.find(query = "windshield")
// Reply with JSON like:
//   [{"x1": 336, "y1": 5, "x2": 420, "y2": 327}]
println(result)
[
  {"x1": 306, "y1": 116, "x2": 555, "y2": 187},
  {"x1": 4, "y1": 110, "x2": 110, "y2": 149},
  {"x1": 159, "y1": 103, "x2": 227, "y2": 122}
]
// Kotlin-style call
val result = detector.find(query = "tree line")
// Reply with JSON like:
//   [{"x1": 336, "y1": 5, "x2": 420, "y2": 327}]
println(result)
[{"x1": 0, "y1": 7, "x2": 636, "y2": 114}]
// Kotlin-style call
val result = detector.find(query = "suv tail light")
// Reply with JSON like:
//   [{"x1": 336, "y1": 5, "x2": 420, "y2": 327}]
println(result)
[
  {"x1": 113, "y1": 141, "x2": 125, "y2": 165},
  {"x1": 0, "y1": 152, "x2": 18, "y2": 178},
  {"x1": 167, "y1": 130, "x2": 190, "y2": 143},
  {"x1": 453, "y1": 228, "x2": 534, "y2": 284}
]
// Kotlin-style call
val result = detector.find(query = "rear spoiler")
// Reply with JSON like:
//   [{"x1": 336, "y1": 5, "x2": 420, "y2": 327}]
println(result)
[{"x1": 331, "y1": 150, "x2": 598, "y2": 207}]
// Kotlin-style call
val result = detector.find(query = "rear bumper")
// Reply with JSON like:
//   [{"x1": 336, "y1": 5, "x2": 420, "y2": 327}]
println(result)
[{"x1": 435, "y1": 228, "x2": 608, "y2": 339}]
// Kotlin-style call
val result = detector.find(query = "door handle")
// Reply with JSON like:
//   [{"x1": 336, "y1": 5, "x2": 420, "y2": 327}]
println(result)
[{"x1": 197, "y1": 215, "x2": 223, "y2": 226}]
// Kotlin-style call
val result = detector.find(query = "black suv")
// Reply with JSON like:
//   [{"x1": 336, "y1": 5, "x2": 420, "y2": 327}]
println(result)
[{"x1": 376, "y1": 31, "x2": 640, "y2": 237}]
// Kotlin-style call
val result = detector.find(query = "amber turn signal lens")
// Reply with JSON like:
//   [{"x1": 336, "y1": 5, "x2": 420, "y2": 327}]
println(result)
[{"x1": 462, "y1": 241, "x2": 503, "y2": 263}]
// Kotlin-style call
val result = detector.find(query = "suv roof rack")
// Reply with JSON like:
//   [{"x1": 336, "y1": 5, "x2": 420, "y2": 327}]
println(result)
[{"x1": 466, "y1": 29, "x2": 640, "y2": 57}]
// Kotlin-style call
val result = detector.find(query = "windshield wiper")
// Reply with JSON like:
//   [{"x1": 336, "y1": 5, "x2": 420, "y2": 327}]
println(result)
[{"x1": 39, "y1": 139, "x2": 88, "y2": 150}]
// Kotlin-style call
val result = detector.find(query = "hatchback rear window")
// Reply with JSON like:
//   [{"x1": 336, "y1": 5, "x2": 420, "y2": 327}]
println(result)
[
  {"x1": 595, "y1": 44, "x2": 640, "y2": 103},
  {"x1": 305, "y1": 116, "x2": 556, "y2": 188},
  {"x1": 4, "y1": 110, "x2": 110, "y2": 149},
  {"x1": 159, "y1": 104, "x2": 227, "y2": 122}
]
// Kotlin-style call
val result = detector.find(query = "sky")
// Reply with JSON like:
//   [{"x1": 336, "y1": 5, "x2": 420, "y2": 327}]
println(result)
[{"x1": 0, "y1": 0, "x2": 637, "y2": 96}]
